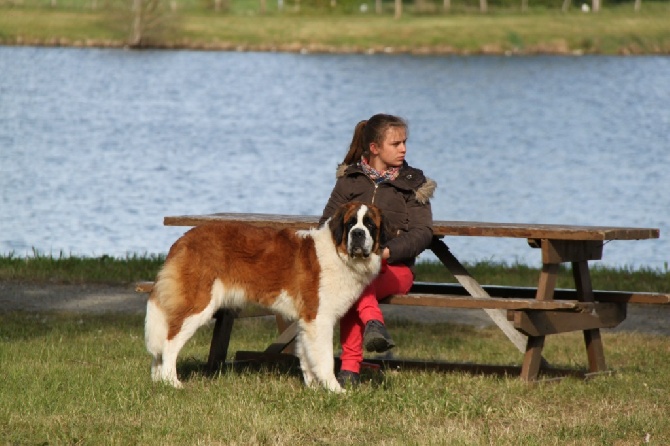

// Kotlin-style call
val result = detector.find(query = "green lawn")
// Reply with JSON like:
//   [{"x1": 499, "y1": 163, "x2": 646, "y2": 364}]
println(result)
[
  {"x1": 1, "y1": 2, "x2": 669, "y2": 53},
  {"x1": 1, "y1": 254, "x2": 668, "y2": 443},
  {"x1": 1, "y1": 312, "x2": 669, "y2": 444}
]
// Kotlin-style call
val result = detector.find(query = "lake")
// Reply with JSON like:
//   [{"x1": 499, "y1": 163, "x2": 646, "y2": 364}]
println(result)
[{"x1": 1, "y1": 46, "x2": 668, "y2": 269}]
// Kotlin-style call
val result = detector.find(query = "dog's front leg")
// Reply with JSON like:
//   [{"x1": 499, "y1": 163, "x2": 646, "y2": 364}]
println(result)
[
  {"x1": 296, "y1": 331, "x2": 317, "y2": 389},
  {"x1": 299, "y1": 318, "x2": 344, "y2": 393}
]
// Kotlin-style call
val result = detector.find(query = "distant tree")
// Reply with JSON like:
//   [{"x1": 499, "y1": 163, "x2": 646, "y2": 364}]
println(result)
[
  {"x1": 106, "y1": 0, "x2": 180, "y2": 48},
  {"x1": 128, "y1": 0, "x2": 178, "y2": 47}
]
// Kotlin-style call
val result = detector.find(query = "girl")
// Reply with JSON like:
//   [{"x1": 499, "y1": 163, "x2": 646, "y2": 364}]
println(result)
[{"x1": 320, "y1": 113, "x2": 436, "y2": 386}]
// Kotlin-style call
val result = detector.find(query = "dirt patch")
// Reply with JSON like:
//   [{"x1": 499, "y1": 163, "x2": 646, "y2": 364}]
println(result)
[{"x1": 1, "y1": 282, "x2": 668, "y2": 336}]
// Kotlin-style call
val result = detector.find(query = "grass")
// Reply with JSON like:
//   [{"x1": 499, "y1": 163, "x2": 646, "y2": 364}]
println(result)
[
  {"x1": 1, "y1": 1, "x2": 669, "y2": 53},
  {"x1": 1, "y1": 312, "x2": 669, "y2": 444},
  {"x1": 0, "y1": 252, "x2": 670, "y2": 446},
  {"x1": 1, "y1": 254, "x2": 668, "y2": 442},
  {"x1": 0, "y1": 251, "x2": 166, "y2": 285}
]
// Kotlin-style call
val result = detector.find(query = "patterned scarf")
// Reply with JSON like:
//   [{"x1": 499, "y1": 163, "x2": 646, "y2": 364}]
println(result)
[{"x1": 360, "y1": 157, "x2": 401, "y2": 184}]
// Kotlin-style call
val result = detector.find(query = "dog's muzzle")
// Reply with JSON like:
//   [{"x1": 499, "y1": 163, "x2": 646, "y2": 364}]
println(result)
[{"x1": 348, "y1": 228, "x2": 373, "y2": 258}]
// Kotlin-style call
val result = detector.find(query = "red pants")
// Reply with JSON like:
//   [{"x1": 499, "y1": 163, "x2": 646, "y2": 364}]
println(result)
[{"x1": 339, "y1": 262, "x2": 414, "y2": 373}]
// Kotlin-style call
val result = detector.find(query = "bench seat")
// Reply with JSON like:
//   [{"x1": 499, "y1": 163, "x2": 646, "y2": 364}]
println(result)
[
  {"x1": 382, "y1": 293, "x2": 593, "y2": 311},
  {"x1": 410, "y1": 282, "x2": 670, "y2": 305}
]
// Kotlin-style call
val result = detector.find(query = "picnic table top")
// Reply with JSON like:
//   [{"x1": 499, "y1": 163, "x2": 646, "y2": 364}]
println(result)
[{"x1": 163, "y1": 213, "x2": 660, "y2": 241}]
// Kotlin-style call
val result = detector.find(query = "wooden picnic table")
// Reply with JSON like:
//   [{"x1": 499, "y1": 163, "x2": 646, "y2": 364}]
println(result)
[{"x1": 160, "y1": 213, "x2": 661, "y2": 382}]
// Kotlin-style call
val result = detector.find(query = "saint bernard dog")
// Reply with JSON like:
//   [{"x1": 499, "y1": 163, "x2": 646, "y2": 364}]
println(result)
[{"x1": 145, "y1": 202, "x2": 385, "y2": 392}]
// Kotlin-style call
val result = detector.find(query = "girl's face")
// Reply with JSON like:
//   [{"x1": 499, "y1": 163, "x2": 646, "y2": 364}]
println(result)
[{"x1": 369, "y1": 126, "x2": 407, "y2": 171}]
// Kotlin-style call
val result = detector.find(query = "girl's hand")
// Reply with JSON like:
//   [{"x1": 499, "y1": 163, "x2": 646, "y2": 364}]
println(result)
[{"x1": 382, "y1": 247, "x2": 391, "y2": 260}]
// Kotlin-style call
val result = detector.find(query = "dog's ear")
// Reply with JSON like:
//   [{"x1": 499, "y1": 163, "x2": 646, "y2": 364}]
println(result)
[{"x1": 328, "y1": 206, "x2": 346, "y2": 247}]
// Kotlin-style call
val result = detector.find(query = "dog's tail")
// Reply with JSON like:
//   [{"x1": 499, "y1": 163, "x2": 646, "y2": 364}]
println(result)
[
  {"x1": 144, "y1": 264, "x2": 178, "y2": 357},
  {"x1": 145, "y1": 302, "x2": 167, "y2": 358}
]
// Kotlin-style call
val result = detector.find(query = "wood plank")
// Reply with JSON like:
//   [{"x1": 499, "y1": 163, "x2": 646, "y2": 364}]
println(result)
[
  {"x1": 207, "y1": 309, "x2": 237, "y2": 371},
  {"x1": 409, "y1": 282, "x2": 670, "y2": 305},
  {"x1": 382, "y1": 294, "x2": 591, "y2": 311},
  {"x1": 521, "y1": 336, "x2": 546, "y2": 381},
  {"x1": 135, "y1": 281, "x2": 154, "y2": 293},
  {"x1": 520, "y1": 262, "x2": 559, "y2": 381},
  {"x1": 433, "y1": 221, "x2": 659, "y2": 241},
  {"x1": 264, "y1": 321, "x2": 299, "y2": 355},
  {"x1": 164, "y1": 213, "x2": 319, "y2": 232},
  {"x1": 573, "y1": 260, "x2": 608, "y2": 373},
  {"x1": 163, "y1": 213, "x2": 660, "y2": 241},
  {"x1": 274, "y1": 315, "x2": 296, "y2": 355},
  {"x1": 512, "y1": 303, "x2": 627, "y2": 336},
  {"x1": 541, "y1": 239, "x2": 603, "y2": 263}
]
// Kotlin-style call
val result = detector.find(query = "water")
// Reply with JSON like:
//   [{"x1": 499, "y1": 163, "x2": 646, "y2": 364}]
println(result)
[{"x1": 1, "y1": 47, "x2": 668, "y2": 269}]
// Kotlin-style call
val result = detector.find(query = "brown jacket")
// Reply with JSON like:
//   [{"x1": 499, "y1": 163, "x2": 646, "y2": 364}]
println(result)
[{"x1": 320, "y1": 162, "x2": 436, "y2": 267}]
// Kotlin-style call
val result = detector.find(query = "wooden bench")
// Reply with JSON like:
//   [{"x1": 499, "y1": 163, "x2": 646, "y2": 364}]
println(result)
[{"x1": 141, "y1": 213, "x2": 662, "y2": 381}]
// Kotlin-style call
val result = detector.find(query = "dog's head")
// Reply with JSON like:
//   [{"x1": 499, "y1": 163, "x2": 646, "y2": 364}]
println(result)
[{"x1": 329, "y1": 202, "x2": 386, "y2": 259}]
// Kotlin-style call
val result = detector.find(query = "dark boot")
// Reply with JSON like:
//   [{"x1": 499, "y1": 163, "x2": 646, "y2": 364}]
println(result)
[
  {"x1": 363, "y1": 320, "x2": 396, "y2": 353},
  {"x1": 337, "y1": 370, "x2": 360, "y2": 388}
]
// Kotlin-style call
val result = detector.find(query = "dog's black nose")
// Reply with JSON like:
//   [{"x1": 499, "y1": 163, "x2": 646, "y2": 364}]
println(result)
[{"x1": 350, "y1": 228, "x2": 366, "y2": 240}]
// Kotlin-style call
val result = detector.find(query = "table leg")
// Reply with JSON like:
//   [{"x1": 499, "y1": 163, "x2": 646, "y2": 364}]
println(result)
[
  {"x1": 430, "y1": 238, "x2": 535, "y2": 356},
  {"x1": 521, "y1": 336, "x2": 546, "y2": 381},
  {"x1": 573, "y1": 260, "x2": 607, "y2": 373},
  {"x1": 265, "y1": 317, "x2": 298, "y2": 355},
  {"x1": 207, "y1": 309, "x2": 238, "y2": 371},
  {"x1": 520, "y1": 263, "x2": 559, "y2": 380}
]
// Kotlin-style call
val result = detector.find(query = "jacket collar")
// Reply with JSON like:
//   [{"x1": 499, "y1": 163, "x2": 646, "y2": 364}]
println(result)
[{"x1": 338, "y1": 161, "x2": 426, "y2": 191}]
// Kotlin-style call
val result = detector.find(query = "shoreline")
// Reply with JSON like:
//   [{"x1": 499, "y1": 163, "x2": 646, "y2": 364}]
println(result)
[{"x1": 2, "y1": 39, "x2": 666, "y2": 56}]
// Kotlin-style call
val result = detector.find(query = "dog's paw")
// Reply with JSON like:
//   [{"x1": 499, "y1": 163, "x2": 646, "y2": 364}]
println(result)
[
  {"x1": 158, "y1": 372, "x2": 183, "y2": 389},
  {"x1": 324, "y1": 380, "x2": 346, "y2": 393}
]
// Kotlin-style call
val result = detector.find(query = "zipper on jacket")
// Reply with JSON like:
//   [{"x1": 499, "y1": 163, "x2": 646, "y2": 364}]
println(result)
[{"x1": 369, "y1": 179, "x2": 379, "y2": 204}]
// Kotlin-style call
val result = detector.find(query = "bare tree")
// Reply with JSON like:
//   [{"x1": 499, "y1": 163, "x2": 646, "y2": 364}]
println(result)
[
  {"x1": 129, "y1": 0, "x2": 142, "y2": 45},
  {"x1": 123, "y1": 0, "x2": 179, "y2": 47}
]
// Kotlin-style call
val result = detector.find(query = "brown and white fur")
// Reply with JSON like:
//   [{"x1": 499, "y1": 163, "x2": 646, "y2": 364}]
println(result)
[{"x1": 145, "y1": 202, "x2": 385, "y2": 392}]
